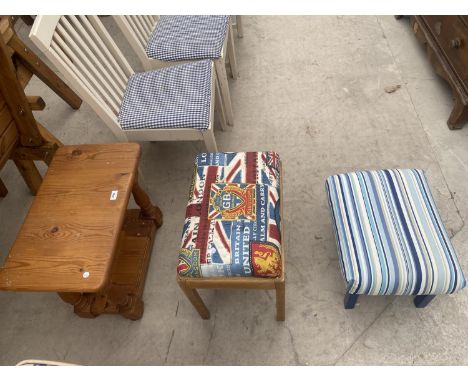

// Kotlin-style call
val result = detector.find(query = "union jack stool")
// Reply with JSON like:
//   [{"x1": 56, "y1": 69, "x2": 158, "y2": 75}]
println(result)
[
  {"x1": 177, "y1": 152, "x2": 285, "y2": 320},
  {"x1": 326, "y1": 169, "x2": 466, "y2": 309}
]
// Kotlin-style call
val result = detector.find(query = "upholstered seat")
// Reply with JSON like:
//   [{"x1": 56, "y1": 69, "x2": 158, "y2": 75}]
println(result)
[
  {"x1": 177, "y1": 152, "x2": 283, "y2": 278},
  {"x1": 118, "y1": 60, "x2": 212, "y2": 130},
  {"x1": 146, "y1": 15, "x2": 230, "y2": 61},
  {"x1": 326, "y1": 169, "x2": 466, "y2": 306}
]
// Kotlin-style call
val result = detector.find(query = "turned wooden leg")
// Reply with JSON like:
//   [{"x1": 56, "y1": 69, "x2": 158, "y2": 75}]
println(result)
[
  {"x1": 448, "y1": 98, "x2": 468, "y2": 130},
  {"x1": 0, "y1": 178, "x2": 7, "y2": 197},
  {"x1": 58, "y1": 292, "x2": 97, "y2": 318},
  {"x1": 132, "y1": 171, "x2": 163, "y2": 227},
  {"x1": 275, "y1": 280, "x2": 285, "y2": 321},
  {"x1": 178, "y1": 281, "x2": 210, "y2": 319},
  {"x1": 414, "y1": 295, "x2": 436, "y2": 308},
  {"x1": 119, "y1": 295, "x2": 144, "y2": 320},
  {"x1": 344, "y1": 292, "x2": 359, "y2": 309},
  {"x1": 13, "y1": 159, "x2": 42, "y2": 195}
]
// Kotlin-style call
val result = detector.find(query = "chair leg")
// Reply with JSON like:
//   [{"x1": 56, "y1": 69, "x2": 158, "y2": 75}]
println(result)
[
  {"x1": 214, "y1": 59, "x2": 234, "y2": 126},
  {"x1": 414, "y1": 295, "x2": 436, "y2": 308},
  {"x1": 201, "y1": 128, "x2": 218, "y2": 152},
  {"x1": 344, "y1": 292, "x2": 359, "y2": 309},
  {"x1": 275, "y1": 280, "x2": 285, "y2": 321},
  {"x1": 178, "y1": 282, "x2": 210, "y2": 319},
  {"x1": 13, "y1": 159, "x2": 43, "y2": 195},
  {"x1": 236, "y1": 16, "x2": 243, "y2": 38},
  {"x1": 227, "y1": 23, "x2": 238, "y2": 79},
  {"x1": 0, "y1": 178, "x2": 7, "y2": 197},
  {"x1": 214, "y1": 77, "x2": 228, "y2": 131}
]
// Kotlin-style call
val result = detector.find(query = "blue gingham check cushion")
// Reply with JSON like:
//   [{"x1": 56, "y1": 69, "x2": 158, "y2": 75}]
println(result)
[
  {"x1": 146, "y1": 16, "x2": 230, "y2": 61},
  {"x1": 118, "y1": 60, "x2": 212, "y2": 130}
]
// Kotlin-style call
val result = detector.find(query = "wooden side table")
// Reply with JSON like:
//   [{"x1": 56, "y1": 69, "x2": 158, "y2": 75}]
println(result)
[{"x1": 0, "y1": 143, "x2": 163, "y2": 320}]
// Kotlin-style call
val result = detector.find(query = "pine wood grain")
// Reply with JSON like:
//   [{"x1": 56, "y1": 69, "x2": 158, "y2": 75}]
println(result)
[{"x1": 0, "y1": 143, "x2": 141, "y2": 292}]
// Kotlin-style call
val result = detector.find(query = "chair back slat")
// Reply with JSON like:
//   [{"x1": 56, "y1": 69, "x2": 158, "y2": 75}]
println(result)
[
  {"x1": 29, "y1": 15, "x2": 134, "y2": 141},
  {"x1": 126, "y1": 16, "x2": 149, "y2": 48},
  {"x1": 112, "y1": 15, "x2": 159, "y2": 71},
  {"x1": 53, "y1": 29, "x2": 120, "y2": 114},
  {"x1": 56, "y1": 21, "x2": 122, "y2": 112},
  {"x1": 68, "y1": 16, "x2": 127, "y2": 93},
  {"x1": 124, "y1": 16, "x2": 146, "y2": 50},
  {"x1": 87, "y1": 16, "x2": 134, "y2": 77},
  {"x1": 139, "y1": 16, "x2": 154, "y2": 36}
]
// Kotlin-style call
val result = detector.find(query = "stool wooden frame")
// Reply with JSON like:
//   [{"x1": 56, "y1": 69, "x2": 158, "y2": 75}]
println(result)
[{"x1": 177, "y1": 165, "x2": 286, "y2": 321}]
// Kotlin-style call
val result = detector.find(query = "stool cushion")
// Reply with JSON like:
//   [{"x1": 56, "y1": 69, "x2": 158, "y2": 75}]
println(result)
[
  {"x1": 178, "y1": 152, "x2": 283, "y2": 278},
  {"x1": 146, "y1": 16, "x2": 230, "y2": 61},
  {"x1": 118, "y1": 60, "x2": 212, "y2": 130},
  {"x1": 326, "y1": 169, "x2": 466, "y2": 296}
]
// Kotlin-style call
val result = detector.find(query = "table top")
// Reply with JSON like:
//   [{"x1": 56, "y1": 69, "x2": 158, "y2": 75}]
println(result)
[{"x1": 0, "y1": 143, "x2": 141, "y2": 292}]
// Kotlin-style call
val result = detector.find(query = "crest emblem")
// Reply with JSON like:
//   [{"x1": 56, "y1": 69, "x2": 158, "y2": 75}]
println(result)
[
  {"x1": 250, "y1": 241, "x2": 282, "y2": 277},
  {"x1": 177, "y1": 248, "x2": 201, "y2": 277},
  {"x1": 208, "y1": 183, "x2": 256, "y2": 220}
]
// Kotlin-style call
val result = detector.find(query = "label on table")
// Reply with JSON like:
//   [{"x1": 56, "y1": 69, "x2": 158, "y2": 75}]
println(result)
[{"x1": 110, "y1": 190, "x2": 119, "y2": 201}]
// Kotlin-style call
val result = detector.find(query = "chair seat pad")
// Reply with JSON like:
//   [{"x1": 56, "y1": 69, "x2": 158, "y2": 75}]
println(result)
[
  {"x1": 146, "y1": 16, "x2": 230, "y2": 61},
  {"x1": 178, "y1": 152, "x2": 283, "y2": 278},
  {"x1": 118, "y1": 60, "x2": 212, "y2": 130},
  {"x1": 326, "y1": 169, "x2": 466, "y2": 296}
]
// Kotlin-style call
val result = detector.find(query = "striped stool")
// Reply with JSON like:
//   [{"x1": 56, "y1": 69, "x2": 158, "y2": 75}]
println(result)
[
  {"x1": 177, "y1": 152, "x2": 285, "y2": 320},
  {"x1": 326, "y1": 169, "x2": 466, "y2": 309}
]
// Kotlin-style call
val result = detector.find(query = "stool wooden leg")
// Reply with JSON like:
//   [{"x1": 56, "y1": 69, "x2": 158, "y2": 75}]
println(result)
[
  {"x1": 132, "y1": 172, "x2": 163, "y2": 228},
  {"x1": 414, "y1": 295, "x2": 436, "y2": 308},
  {"x1": 13, "y1": 159, "x2": 42, "y2": 195},
  {"x1": 275, "y1": 280, "x2": 286, "y2": 321},
  {"x1": 344, "y1": 292, "x2": 359, "y2": 309},
  {"x1": 0, "y1": 178, "x2": 7, "y2": 197},
  {"x1": 178, "y1": 282, "x2": 210, "y2": 319}
]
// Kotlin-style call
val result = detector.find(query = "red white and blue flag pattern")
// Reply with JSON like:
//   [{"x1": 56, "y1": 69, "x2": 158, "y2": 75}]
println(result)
[{"x1": 178, "y1": 152, "x2": 283, "y2": 278}]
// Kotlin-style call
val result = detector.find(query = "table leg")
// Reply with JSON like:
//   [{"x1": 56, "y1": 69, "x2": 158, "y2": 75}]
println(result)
[
  {"x1": 58, "y1": 292, "x2": 97, "y2": 318},
  {"x1": 132, "y1": 172, "x2": 163, "y2": 227}
]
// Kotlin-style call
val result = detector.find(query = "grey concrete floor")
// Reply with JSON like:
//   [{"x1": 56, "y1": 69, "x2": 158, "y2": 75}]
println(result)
[{"x1": 1, "y1": 16, "x2": 468, "y2": 365}]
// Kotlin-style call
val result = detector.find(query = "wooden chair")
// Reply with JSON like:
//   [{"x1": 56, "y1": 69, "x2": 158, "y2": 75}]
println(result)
[
  {"x1": 112, "y1": 15, "x2": 238, "y2": 127},
  {"x1": 0, "y1": 26, "x2": 62, "y2": 196},
  {"x1": 29, "y1": 16, "x2": 225, "y2": 152}
]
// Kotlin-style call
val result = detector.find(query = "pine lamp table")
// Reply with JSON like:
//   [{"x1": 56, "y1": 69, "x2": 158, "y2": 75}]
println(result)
[{"x1": 0, "y1": 143, "x2": 163, "y2": 320}]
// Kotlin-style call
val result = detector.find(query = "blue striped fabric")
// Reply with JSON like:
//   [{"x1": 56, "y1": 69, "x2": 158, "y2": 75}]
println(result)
[{"x1": 326, "y1": 169, "x2": 466, "y2": 296}]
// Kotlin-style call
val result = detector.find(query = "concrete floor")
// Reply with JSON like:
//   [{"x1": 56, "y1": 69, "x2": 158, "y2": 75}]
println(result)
[{"x1": 1, "y1": 16, "x2": 468, "y2": 365}]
